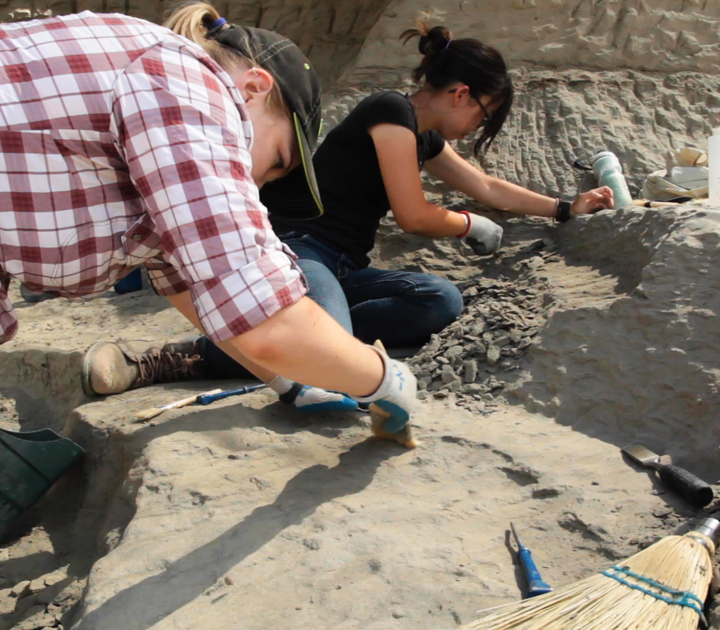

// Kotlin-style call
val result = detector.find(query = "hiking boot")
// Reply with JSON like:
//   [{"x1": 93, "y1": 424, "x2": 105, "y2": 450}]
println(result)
[
  {"x1": 81, "y1": 338, "x2": 206, "y2": 396},
  {"x1": 20, "y1": 283, "x2": 58, "y2": 304}
]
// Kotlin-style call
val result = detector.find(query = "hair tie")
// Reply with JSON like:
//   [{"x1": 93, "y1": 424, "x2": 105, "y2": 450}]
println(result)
[
  {"x1": 209, "y1": 17, "x2": 227, "y2": 30},
  {"x1": 440, "y1": 39, "x2": 452, "y2": 53}
]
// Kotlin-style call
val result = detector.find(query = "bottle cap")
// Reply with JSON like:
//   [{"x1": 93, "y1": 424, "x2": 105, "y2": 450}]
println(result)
[{"x1": 591, "y1": 150, "x2": 617, "y2": 164}]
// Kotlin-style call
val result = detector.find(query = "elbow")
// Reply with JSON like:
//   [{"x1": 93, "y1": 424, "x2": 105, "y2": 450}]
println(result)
[
  {"x1": 397, "y1": 220, "x2": 426, "y2": 236},
  {"x1": 395, "y1": 211, "x2": 432, "y2": 236},
  {"x1": 393, "y1": 201, "x2": 440, "y2": 236}
]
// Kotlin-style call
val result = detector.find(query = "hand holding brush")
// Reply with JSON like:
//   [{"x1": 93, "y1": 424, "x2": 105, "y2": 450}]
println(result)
[{"x1": 359, "y1": 339, "x2": 418, "y2": 448}]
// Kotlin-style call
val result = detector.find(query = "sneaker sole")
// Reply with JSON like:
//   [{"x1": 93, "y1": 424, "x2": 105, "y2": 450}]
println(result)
[{"x1": 81, "y1": 341, "x2": 108, "y2": 397}]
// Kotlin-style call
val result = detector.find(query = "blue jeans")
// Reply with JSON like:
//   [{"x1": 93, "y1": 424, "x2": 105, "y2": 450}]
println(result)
[
  {"x1": 198, "y1": 233, "x2": 463, "y2": 377},
  {"x1": 282, "y1": 233, "x2": 463, "y2": 346}
]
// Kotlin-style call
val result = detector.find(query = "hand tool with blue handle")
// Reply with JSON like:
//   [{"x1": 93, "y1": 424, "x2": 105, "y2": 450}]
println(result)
[
  {"x1": 510, "y1": 522, "x2": 553, "y2": 598},
  {"x1": 196, "y1": 383, "x2": 267, "y2": 405}
]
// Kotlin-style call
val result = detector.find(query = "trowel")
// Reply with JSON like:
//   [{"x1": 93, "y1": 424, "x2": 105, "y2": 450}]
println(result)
[{"x1": 621, "y1": 444, "x2": 713, "y2": 507}]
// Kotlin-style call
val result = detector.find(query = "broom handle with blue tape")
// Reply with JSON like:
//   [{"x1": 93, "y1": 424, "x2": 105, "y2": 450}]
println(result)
[{"x1": 511, "y1": 522, "x2": 553, "y2": 598}]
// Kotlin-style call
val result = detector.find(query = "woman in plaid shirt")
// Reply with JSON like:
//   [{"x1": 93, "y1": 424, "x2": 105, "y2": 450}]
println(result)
[{"x1": 0, "y1": 4, "x2": 416, "y2": 437}]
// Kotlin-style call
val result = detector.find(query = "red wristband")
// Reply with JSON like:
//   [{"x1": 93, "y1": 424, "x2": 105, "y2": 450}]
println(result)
[{"x1": 457, "y1": 211, "x2": 472, "y2": 238}]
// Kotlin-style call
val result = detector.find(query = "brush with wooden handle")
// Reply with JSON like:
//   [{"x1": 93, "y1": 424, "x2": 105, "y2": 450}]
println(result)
[
  {"x1": 369, "y1": 340, "x2": 418, "y2": 449},
  {"x1": 133, "y1": 388, "x2": 223, "y2": 423}
]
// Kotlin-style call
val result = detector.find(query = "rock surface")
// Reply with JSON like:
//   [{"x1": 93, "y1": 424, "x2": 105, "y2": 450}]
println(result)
[
  {"x1": 511, "y1": 205, "x2": 720, "y2": 477},
  {"x1": 347, "y1": 0, "x2": 720, "y2": 84},
  {"x1": 1, "y1": 1, "x2": 718, "y2": 91},
  {"x1": 38, "y1": 387, "x2": 698, "y2": 630}
]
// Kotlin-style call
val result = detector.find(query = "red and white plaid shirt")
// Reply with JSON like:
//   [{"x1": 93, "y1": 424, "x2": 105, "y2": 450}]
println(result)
[{"x1": 0, "y1": 12, "x2": 307, "y2": 344}]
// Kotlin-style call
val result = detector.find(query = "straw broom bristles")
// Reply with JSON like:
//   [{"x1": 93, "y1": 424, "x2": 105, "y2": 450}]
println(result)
[{"x1": 461, "y1": 521, "x2": 717, "y2": 630}]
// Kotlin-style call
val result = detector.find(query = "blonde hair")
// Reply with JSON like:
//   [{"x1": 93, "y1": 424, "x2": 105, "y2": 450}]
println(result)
[{"x1": 164, "y1": 1, "x2": 290, "y2": 117}]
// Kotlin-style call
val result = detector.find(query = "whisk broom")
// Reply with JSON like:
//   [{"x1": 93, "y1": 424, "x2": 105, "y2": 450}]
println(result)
[{"x1": 461, "y1": 518, "x2": 719, "y2": 630}]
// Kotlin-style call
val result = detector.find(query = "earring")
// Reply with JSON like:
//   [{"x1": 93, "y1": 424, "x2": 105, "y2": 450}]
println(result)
[{"x1": 252, "y1": 67, "x2": 259, "y2": 76}]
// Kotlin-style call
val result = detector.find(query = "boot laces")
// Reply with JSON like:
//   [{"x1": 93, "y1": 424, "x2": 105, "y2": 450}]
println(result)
[{"x1": 134, "y1": 343, "x2": 204, "y2": 387}]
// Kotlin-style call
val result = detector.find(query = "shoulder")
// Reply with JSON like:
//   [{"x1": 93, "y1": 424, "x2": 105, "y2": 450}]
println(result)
[
  {"x1": 113, "y1": 39, "x2": 250, "y2": 146},
  {"x1": 420, "y1": 130, "x2": 446, "y2": 161},
  {"x1": 356, "y1": 91, "x2": 413, "y2": 115},
  {"x1": 348, "y1": 91, "x2": 416, "y2": 133}
]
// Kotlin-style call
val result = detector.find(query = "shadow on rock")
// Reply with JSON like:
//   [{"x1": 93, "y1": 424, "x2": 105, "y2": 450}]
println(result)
[
  {"x1": 71, "y1": 439, "x2": 398, "y2": 630},
  {"x1": 130, "y1": 390, "x2": 363, "y2": 445}
]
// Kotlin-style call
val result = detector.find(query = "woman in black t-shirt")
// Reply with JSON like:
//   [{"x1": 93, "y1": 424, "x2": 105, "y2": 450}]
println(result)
[{"x1": 261, "y1": 22, "x2": 613, "y2": 351}]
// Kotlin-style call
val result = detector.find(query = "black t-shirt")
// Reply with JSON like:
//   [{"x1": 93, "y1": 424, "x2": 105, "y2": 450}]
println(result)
[{"x1": 270, "y1": 91, "x2": 446, "y2": 268}]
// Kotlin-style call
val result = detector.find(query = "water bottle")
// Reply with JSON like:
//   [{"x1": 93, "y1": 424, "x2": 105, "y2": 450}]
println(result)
[
  {"x1": 709, "y1": 125, "x2": 720, "y2": 206},
  {"x1": 591, "y1": 151, "x2": 634, "y2": 209}
]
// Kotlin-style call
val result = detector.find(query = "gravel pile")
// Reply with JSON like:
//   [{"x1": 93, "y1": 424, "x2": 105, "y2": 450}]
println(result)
[{"x1": 408, "y1": 271, "x2": 549, "y2": 413}]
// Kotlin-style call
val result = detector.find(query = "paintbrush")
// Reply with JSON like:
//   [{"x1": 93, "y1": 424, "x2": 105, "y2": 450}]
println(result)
[
  {"x1": 631, "y1": 199, "x2": 683, "y2": 208},
  {"x1": 134, "y1": 388, "x2": 222, "y2": 423}
]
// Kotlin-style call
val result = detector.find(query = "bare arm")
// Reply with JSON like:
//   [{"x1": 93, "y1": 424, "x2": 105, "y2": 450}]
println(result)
[
  {"x1": 167, "y1": 292, "x2": 384, "y2": 398},
  {"x1": 370, "y1": 123, "x2": 467, "y2": 237},
  {"x1": 425, "y1": 143, "x2": 557, "y2": 216},
  {"x1": 370, "y1": 124, "x2": 612, "y2": 238},
  {"x1": 425, "y1": 143, "x2": 613, "y2": 217}
]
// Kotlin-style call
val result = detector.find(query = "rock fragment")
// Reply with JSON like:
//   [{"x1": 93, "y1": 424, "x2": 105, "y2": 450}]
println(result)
[
  {"x1": 408, "y1": 270, "x2": 548, "y2": 411},
  {"x1": 463, "y1": 360, "x2": 477, "y2": 383},
  {"x1": 486, "y1": 345, "x2": 501, "y2": 366}
]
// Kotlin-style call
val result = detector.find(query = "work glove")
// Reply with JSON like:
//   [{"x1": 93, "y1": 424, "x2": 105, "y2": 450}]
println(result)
[
  {"x1": 269, "y1": 377, "x2": 358, "y2": 413},
  {"x1": 459, "y1": 211, "x2": 503, "y2": 256},
  {"x1": 355, "y1": 343, "x2": 417, "y2": 443}
]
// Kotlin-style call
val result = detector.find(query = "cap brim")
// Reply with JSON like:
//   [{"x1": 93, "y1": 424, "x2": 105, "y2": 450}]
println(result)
[{"x1": 259, "y1": 113, "x2": 324, "y2": 220}]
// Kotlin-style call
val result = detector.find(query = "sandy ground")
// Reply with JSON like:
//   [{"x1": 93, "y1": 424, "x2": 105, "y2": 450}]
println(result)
[
  {"x1": 1, "y1": 211, "x2": 719, "y2": 630},
  {"x1": 0, "y1": 282, "x2": 196, "y2": 354}
]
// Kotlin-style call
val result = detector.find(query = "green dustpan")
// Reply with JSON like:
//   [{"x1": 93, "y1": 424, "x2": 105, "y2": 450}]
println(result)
[{"x1": 0, "y1": 428, "x2": 84, "y2": 542}]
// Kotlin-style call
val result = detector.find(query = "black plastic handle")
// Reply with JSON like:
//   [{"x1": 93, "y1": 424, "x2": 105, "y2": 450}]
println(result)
[{"x1": 659, "y1": 464, "x2": 714, "y2": 507}]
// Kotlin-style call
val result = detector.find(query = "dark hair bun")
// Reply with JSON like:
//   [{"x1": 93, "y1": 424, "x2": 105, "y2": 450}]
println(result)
[
  {"x1": 418, "y1": 25, "x2": 452, "y2": 55},
  {"x1": 400, "y1": 21, "x2": 453, "y2": 57}
]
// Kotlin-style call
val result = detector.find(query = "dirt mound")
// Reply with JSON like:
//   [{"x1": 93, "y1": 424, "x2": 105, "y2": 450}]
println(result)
[
  {"x1": 511, "y1": 206, "x2": 720, "y2": 479},
  {"x1": 385, "y1": 202, "x2": 720, "y2": 481}
]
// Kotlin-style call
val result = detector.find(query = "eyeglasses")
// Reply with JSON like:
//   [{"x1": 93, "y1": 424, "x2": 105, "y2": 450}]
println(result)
[
  {"x1": 448, "y1": 87, "x2": 491, "y2": 128},
  {"x1": 476, "y1": 99, "x2": 491, "y2": 128}
]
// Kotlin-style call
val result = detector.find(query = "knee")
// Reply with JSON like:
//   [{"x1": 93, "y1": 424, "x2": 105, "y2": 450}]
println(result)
[
  {"x1": 438, "y1": 279, "x2": 464, "y2": 323},
  {"x1": 418, "y1": 275, "x2": 463, "y2": 323}
]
